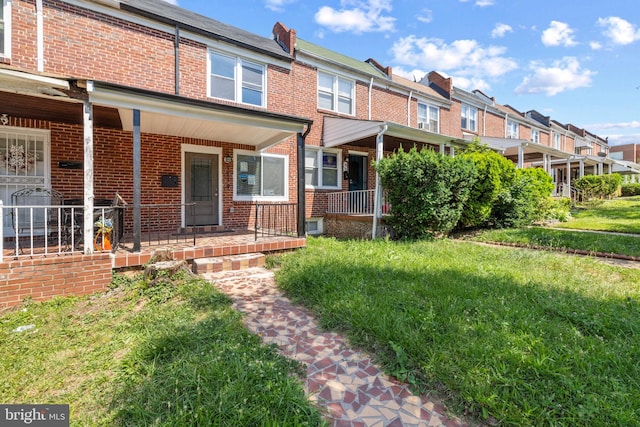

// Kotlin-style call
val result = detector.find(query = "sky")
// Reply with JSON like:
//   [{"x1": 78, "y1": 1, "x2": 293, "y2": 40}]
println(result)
[{"x1": 162, "y1": 0, "x2": 640, "y2": 146}]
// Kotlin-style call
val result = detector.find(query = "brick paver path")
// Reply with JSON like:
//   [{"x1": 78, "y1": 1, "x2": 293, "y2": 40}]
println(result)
[{"x1": 204, "y1": 268, "x2": 468, "y2": 427}]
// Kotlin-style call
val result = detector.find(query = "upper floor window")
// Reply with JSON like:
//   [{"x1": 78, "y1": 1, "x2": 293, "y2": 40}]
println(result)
[
  {"x1": 418, "y1": 103, "x2": 439, "y2": 133},
  {"x1": 507, "y1": 120, "x2": 519, "y2": 139},
  {"x1": 209, "y1": 51, "x2": 265, "y2": 106},
  {"x1": 234, "y1": 151, "x2": 287, "y2": 201},
  {"x1": 305, "y1": 148, "x2": 341, "y2": 189},
  {"x1": 0, "y1": 0, "x2": 10, "y2": 58},
  {"x1": 554, "y1": 133, "x2": 562, "y2": 150},
  {"x1": 318, "y1": 71, "x2": 354, "y2": 115},
  {"x1": 461, "y1": 104, "x2": 477, "y2": 132},
  {"x1": 531, "y1": 129, "x2": 540, "y2": 144}
]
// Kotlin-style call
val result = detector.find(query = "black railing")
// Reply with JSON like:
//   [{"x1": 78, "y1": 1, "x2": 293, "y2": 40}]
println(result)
[
  {"x1": 255, "y1": 203, "x2": 297, "y2": 240},
  {"x1": 119, "y1": 203, "x2": 197, "y2": 247}
]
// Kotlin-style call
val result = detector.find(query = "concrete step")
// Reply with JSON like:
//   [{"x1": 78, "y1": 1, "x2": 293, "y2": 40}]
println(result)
[{"x1": 192, "y1": 252, "x2": 266, "y2": 274}]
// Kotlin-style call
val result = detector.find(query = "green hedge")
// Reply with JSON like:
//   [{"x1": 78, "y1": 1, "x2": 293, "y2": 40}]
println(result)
[
  {"x1": 574, "y1": 174, "x2": 622, "y2": 200},
  {"x1": 621, "y1": 183, "x2": 640, "y2": 197}
]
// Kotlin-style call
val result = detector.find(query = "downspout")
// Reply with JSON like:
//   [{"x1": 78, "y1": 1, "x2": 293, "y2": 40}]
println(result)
[
  {"x1": 372, "y1": 125, "x2": 387, "y2": 239},
  {"x1": 504, "y1": 113, "x2": 508, "y2": 138},
  {"x1": 407, "y1": 90, "x2": 413, "y2": 126},
  {"x1": 174, "y1": 25, "x2": 180, "y2": 95},
  {"x1": 36, "y1": 0, "x2": 44, "y2": 72},
  {"x1": 297, "y1": 123, "x2": 312, "y2": 237},
  {"x1": 368, "y1": 77, "x2": 374, "y2": 120},
  {"x1": 483, "y1": 105, "x2": 487, "y2": 136}
]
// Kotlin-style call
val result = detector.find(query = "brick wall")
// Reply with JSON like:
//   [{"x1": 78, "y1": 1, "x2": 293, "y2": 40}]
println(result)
[{"x1": 0, "y1": 252, "x2": 112, "y2": 311}]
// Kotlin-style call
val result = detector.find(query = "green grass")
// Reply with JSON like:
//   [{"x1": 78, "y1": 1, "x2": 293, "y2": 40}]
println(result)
[
  {"x1": 275, "y1": 237, "x2": 640, "y2": 426},
  {"x1": 0, "y1": 273, "x2": 325, "y2": 426},
  {"x1": 553, "y1": 196, "x2": 640, "y2": 234},
  {"x1": 470, "y1": 227, "x2": 640, "y2": 258}
]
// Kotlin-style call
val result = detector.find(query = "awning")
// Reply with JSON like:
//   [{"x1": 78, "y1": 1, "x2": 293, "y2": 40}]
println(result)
[
  {"x1": 467, "y1": 135, "x2": 573, "y2": 161},
  {"x1": 322, "y1": 116, "x2": 468, "y2": 150},
  {"x1": 88, "y1": 81, "x2": 312, "y2": 151},
  {"x1": 610, "y1": 159, "x2": 640, "y2": 174}
]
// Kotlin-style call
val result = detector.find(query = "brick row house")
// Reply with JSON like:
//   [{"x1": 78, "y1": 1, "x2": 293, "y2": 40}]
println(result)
[{"x1": 1, "y1": 0, "x2": 638, "y2": 308}]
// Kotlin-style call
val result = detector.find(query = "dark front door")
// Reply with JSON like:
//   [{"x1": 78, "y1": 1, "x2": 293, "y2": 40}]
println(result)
[
  {"x1": 348, "y1": 154, "x2": 367, "y2": 191},
  {"x1": 185, "y1": 152, "x2": 219, "y2": 226}
]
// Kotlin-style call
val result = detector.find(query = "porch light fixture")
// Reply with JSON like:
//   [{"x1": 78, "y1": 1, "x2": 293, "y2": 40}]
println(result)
[
  {"x1": 0, "y1": 114, "x2": 8, "y2": 126},
  {"x1": 224, "y1": 155, "x2": 232, "y2": 164}
]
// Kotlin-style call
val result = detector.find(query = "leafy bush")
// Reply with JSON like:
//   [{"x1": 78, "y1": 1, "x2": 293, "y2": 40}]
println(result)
[
  {"x1": 545, "y1": 197, "x2": 572, "y2": 222},
  {"x1": 376, "y1": 146, "x2": 477, "y2": 239},
  {"x1": 458, "y1": 142, "x2": 516, "y2": 228},
  {"x1": 621, "y1": 183, "x2": 640, "y2": 197},
  {"x1": 574, "y1": 174, "x2": 622, "y2": 200},
  {"x1": 489, "y1": 167, "x2": 555, "y2": 227}
]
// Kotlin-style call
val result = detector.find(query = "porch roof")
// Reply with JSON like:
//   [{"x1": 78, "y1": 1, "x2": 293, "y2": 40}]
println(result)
[
  {"x1": 322, "y1": 116, "x2": 468, "y2": 151},
  {"x1": 469, "y1": 135, "x2": 574, "y2": 161},
  {"x1": 610, "y1": 159, "x2": 640, "y2": 174},
  {"x1": 87, "y1": 81, "x2": 312, "y2": 151}
]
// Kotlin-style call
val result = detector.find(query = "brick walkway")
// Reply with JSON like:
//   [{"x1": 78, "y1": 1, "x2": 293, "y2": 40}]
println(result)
[{"x1": 203, "y1": 267, "x2": 468, "y2": 427}]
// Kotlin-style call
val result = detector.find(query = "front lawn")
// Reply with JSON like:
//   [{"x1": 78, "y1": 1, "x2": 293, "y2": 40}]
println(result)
[
  {"x1": 553, "y1": 196, "x2": 640, "y2": 234},
  {"x1": 275, "y1": 237, "x2": 640, "y2": 426},
  {"x1": 0, "y1": 273, "x2": 325, "y2": 426}
]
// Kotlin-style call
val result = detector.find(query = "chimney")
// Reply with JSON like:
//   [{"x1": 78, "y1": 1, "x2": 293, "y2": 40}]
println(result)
[{"x1": 273, "y1": 22, "x2": 296, "y2": 56}]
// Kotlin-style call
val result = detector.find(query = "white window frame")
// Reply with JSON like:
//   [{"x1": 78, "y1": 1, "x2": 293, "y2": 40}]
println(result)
[
  {"x1": 207, "y1": 50, "x2": 266, "y2": 107},
  {"x1": 531, "y1": 129, "x2": 540, "y2": 144},
  {"x1": 554, "y1": 133, "x2": 562, "y2": 150},
  {"x1": 317, "y1": 71, "x2": 355, "y2": 115},
  {"x1": 305, "y1": 147, "x2": 342, "y2": 189},
  {"x1": 233, "y1": 150, "x2": 288, "y2": 201},
  {"x1": 461, "y1": 104, "x2": 478, "y2": 132},
  {"x1": 417, "y1": 102, "x2": 439, "y2": 133},
  {"x1": 0, "y1": 0, "x2": 11, "y2": 59},
  {"x1": 507, "y1": 120, "x2": 519, "y2": 139},
  {"x1": 305, "y1": 218, "x2": 324, "y2": 235}
]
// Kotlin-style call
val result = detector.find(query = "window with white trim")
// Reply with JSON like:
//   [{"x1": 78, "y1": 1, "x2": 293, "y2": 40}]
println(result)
[
  {"x1": 0, "y1": 0, "x2": 10, "y2": 58},
  {"x1": 417, "y1": 103, "x2": 439, "y2": 133},
  {"x1": 318, "y1": 71, "x2": 354, "y2": 115},
  {"x1": 507, "y1": 120, "x2": 519, "y2": 139},
  {"x1": 461, "y1": 104, "x2": 477, "y2": 132},
  {"x1": 531, "y1": 129, "x2": 540, "y2": 144},
  {"x1": 554, "y1": 133, "x2": 562, "y2": 150},
  {"x1": 305, "y1": 148, "x2": 341, "y2": 189},
  {"x1": 305, "y1": 218, "x2": 323, "y2": 235},
  {"x1": 209, "y1": 51, "x2": 265, "y2": 106},
  {"x1": 234, "y1": 151, "x2": 287, "y2": 200}
]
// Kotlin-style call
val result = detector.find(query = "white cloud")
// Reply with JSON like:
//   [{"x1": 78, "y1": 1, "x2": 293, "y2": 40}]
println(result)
[
  {"x1": 604, "y1": 133, "x2": 640, "y2": 146},
  {"x1": 475, "y1": 0, "x2": 495, "y2": 6},
  {"x1": 589, "y1": 41, "x2": 602, "y2": 50},
  {"x1": 491, "y1": 23, "x2": 513, "y2": 38},
  {"x1": 161, "y1": 0, "x2": 178, "y2": 4},
  {"x1": 541, "y1": 21, "x2": 578, "y2": 47},
  {"x1": 515, "y1": 57, "x2": 595, "y2": 96},
  {"x1": 417, "y1": 9, "x2": 433, "y2": 24},
  {"x1": 314, "y1": 0, "x2": 396, "y2": 34},
  {"x1": 597, "y1": 17, "x2": 640, "y2": 45},
  {"x1": 265, "y1": 0, "x2": 296, "y2": 12},
  {"x1": 390, "y1": 36, "x2": 517, "y2": 81},
  {"x1": 586, "y1": 120, "x2": 640, "y2": 130}
]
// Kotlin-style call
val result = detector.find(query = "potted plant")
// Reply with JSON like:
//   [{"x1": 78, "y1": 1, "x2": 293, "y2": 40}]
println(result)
[{"x1": 94, "y1": 215, "x2": 113, "y2": 250}]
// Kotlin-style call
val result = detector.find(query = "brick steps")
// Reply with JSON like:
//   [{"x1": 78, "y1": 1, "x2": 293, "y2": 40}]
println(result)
[{"x1": 192, "y1": 252, "x2": 265, "y2": 274}]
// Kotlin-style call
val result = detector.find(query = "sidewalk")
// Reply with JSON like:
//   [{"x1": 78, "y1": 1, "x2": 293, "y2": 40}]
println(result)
[{"x1": 204, "y1": 267, "x2": 469, "y2": 427}]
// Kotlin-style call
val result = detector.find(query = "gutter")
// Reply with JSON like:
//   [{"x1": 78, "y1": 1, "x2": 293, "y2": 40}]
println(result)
[{"x1": 372, "y1": 125, "x2": 388, "y2": 239}]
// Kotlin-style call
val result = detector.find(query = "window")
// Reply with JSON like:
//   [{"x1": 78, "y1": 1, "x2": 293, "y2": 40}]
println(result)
[
  {"x1": 461, "y1": 104, "x2": 477, "y2": 132},
  {"x1": 305, "y1": 218, "x2": 323, "y2": 235},
  {"x1": 234, "y1": 151, "x2": 287, "y2": 200},
  {"x1": 209, "y1": 51, "x2": 265, "y2": 106},
  {"x1": 318, "y1": 71, "x2": 354, "y2": 115},
  {"x1": 417, "y1": 103, "x2": 439, "y2": 132},
  {"x1": 305, "y1": 148, "x2": 340, "y2": 188},
  {"x1": 554, "y1": 133, "x2": 562, "y2": 150},
  {"x1": 0, "y1": 0, "x2": 10, "y2": 58},
  {"x1": 507, "y1": 120, "x2": 519, "y2": 139},
  {"x1": 531, "y1": 129, "x2": 540, "y2": 144}
]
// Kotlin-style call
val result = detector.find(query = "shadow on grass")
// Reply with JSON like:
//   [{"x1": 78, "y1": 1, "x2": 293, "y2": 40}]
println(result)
[
  {"x1": 109, "y1": 279, "x2": 325, "y2": 427},
  {"x1": 275, "y1": 239, "x2": 640, "y2": 426}
]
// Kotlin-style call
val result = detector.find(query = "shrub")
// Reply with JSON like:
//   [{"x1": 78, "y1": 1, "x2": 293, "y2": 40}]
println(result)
[
  {"x1": 621, "y1": 183, "x2": 640, "y2": 197},
  {"x1": 376, "y1": 146, "x2": 477, "y2": 239},
  {"x1": 574, "y1": 174, "x2": 622, "y2": 200},
  {"x1": 458, "y1": 142, "x2": 516, "y2": 228}
]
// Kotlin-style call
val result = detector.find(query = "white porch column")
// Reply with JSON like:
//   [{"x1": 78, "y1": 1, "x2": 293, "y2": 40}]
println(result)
[
  {"x1": 598, "y1": 161, "x2": 603, "y2": 175},
  {"x1": 83, "y1": 99, "x2": 95, "y2": 255},
  {"x1": 133, "y1": 109, "x2": 141, "y2": 252},
  {"x1": 566, "y1": 158, "x2": 571, "y2": 188},
  {"x1": 517, "y1": 144, "x2": 524, "y2": 168},
  {"x1": 440, "y1": 144, "x2": 445, "y2": 155},
  {"x1": 579, "y1": 159, "x2": 584, "y2": 178},
  {"x1": 372, "y1": 126, "x2": 387, "y2": 239},
  {"x1": 450, "y1": 146, "x2": 455, "y2": 157}
]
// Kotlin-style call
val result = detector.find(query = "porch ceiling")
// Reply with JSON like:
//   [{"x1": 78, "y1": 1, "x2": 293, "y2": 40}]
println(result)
[
  {"x1": 470, "y1": 135, "x2": 573, "y2": 162},
  {"x1": 322, "y1": 116, "x2": 467, "y2": 151}
]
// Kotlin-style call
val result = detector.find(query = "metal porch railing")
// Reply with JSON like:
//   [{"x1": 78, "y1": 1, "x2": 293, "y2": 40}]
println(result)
[
  {"x1": 326, "y1": 190, "x2": 389, "y2": 215},
  {"x1": 254, "y1": 203, "x2": 297, "y2": 240}
]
